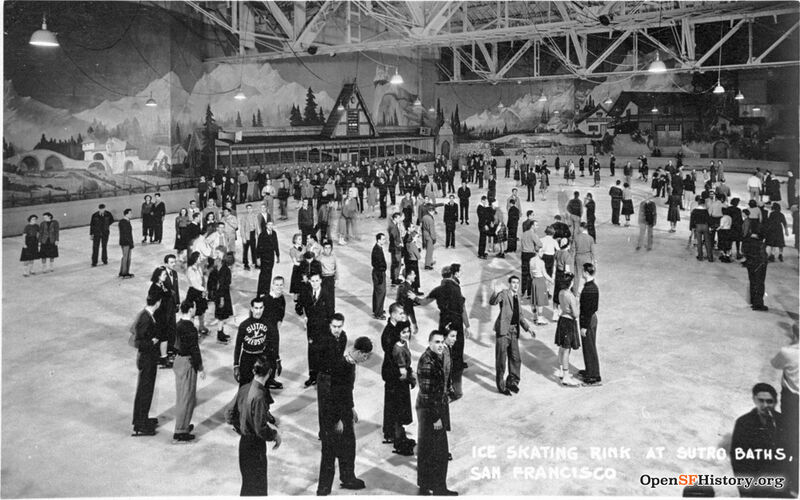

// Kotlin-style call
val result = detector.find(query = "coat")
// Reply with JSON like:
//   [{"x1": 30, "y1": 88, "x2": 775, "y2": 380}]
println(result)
[
  {"x1": 421, "y1": 213, "x2": 436, "y2": 245},
  {"x1": 489, "y1": 289, "x2": 529, "y2": 337}
]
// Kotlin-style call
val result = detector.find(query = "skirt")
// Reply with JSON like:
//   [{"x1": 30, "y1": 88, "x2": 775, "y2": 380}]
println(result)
[
  {"x1": 39, "y1": 241, "x2": 59, "y2": 259},
  {"x1": 289, "y1": 265, "x2": 304, "y2": 294},
  {"x1": 554, "y1": 316, "x2": 580, "y2": 350},
  {"x1": 531, "y1": 276, "x2": 549, "y2": 307},
  {"x1": 20, "y1": 236, "x2": 38, "y2": 261},
  {"x1": 667, "y1": 205, "x2": 680, "y2": 223},
  {"x1": 214, "y1": 291, "x2": 234, "y2": 320},
  {"x1": 186, "y1": 287, "x2": 208, "y2": 317},
  {"x1": 621, "y1": 199, "x2": 634, "y2": 216}
]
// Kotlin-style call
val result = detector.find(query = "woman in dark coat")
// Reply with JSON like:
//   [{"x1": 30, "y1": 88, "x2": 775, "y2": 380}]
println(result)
[
  {"x1": 148, "y1": 266, "x2": 173, "y2": 367},
  {"x1": 174, "y1": 208, "x2": 192, "y2": 253},
  {"x1": 667, "y1": 192, "x2": 682, "y2": 232},
  {"x1": 764, "y1": 203, "x2": 789, "y2": 262},
  {"x1": 387, "y1": 322, "x2": 415, "y2": 455},
  {"x1": 21, "y1": 214, "x2": 40, "y2": 277},
  {"x1": 38, "y1": 212, "x2": 59, "y2": 273},
  {"x1": 210, "y1": 250, "x2": 234, "y2": 344},
  {"x1": 621, "y1": 183, "x2": 635, "y2": 226}
]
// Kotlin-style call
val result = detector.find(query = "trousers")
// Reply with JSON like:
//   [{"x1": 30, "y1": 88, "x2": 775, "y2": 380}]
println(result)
[
  {"x1": 372, "y1": 269, "x2": 386, "y2": 316},
  {"x1": 132, "y1": 350, "x2": 159, "y2": 426},
  {"x1": 445, "y1": 224, "x2": 456, "y2": 248},
  {"x1": 637, "y1": 224, "x2": 654, "y2": 250},
  {"x1": 495, "y1": 333, "x2": 521, "y2": 391},
  {"x1": 580, "y1": 314, "x2": 600, "y2": 379},
  {"x1": 318, "y1": 405, "x2": 356, "y2": 492},
  {"x1": 520, "y1": 252, "x2": 533, "y2": 297},
  {"x1": 611, "y1": 200, "x2": 621, "y2": 225},
  {"x1": 239, "y1": 435, "x2": 268, "y2": 495},
  {"x1": 92, "y1": 234, "x2": 109, "y2": 265},
  {"x1": 459, "y1": 201, "x2": 469, "y2": 222},
  {"x1": 695, "y1": 224, "x2": 713, "y2": 261},
  {"x1": 173, "y1": 355, "x2": 197, "y2": 434},
  {"x1": 120, "y1": 245, "x2": 132, "y2": 276},
  {"x1": 417, "y1": 407, "x2": 449, "y2": 491},
  {"x1": 242, "y1": 231, "x2": 257, "y2": 267},
  {"x1": 257, "y1": 261, "x2": 274, "y2": 297}
]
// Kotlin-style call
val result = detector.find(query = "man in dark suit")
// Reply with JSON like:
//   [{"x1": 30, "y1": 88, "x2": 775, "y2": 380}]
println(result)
[
  {"x1": 388, "y1": 213, "x2": 403, "y2": 285},
  {"x1": 443, "y1": 195, "x2": 458, "y2": 248},
  {"x1": 476, "y1": 196, "x2": 492, "y2": 259},
  {"x1": 256, "y1": 220, "x2": 280, "y2": 297},
  {"x1": 152, "y1": 193, "x2": 166, "y2": 243},
  {"x1": 609, "y1": 180, "x2": 623, "y2": 226},
  {"x1": 489, "y1": 276, "x2": 533, "y2": 395},
  {"x1": 316, "y1": 315, "x2": 372, "y2": 495},
  {"x1": 416, "y1": 331, "x2": 456, "y2": 496},
  {"x1": 132, "y1": 294, "x2": 162, "y2": 435},
  {"x1": 577, "y1": 264, "x2": 601, "y2": 385},
  {"x1": 90, "y1": 203, "x2": 115, "y2": 266},
  {"x1": 118, "y1": 209, "x2": 134, "y2": 278},
  {"x1": 296, "y1": 272, "x2": 334, "y2": 387},
  {"x1": 371, "y1": 234, "x2": 388, "y2": 320},
  {"x1": 457, "y1": 182, "x2": 470, "y2": 224}
]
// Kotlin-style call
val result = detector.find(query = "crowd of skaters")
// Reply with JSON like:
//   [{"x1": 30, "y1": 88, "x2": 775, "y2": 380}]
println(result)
[{"x1": 16, "y1": 148, "x2": 798, "y2": 496}]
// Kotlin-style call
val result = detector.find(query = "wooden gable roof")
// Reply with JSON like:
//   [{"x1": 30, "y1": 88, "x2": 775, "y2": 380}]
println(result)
[{"x1": 321, "y1": 82, "x2": 379, "y2": 139}]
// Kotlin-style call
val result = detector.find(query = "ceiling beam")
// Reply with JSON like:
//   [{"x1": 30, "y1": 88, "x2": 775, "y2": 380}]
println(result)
[
  {"x1": 694, "y1": 18, "x2": 746, "y2": 66},
  {"x1": 404, "y1": 1, "x2": 424, "y2": 26},
  {"x1": 422, "y1": 1, "x2": 457, "y2": 36},
  {"x1": 492, "y1": 38, "x2": 533, "y2": 80},
  {"x1": 203, "y1": 1, "x2": 799, "y2": 64},
  {"x1": 584, "y1": 30, "x2": 631, "y2": 74},
  {"x1": 754, "y1": 20, "x2": 799, "y2": 63},
  {"x1": 262, "y1": 1, "x2": 294, "y2": 40},
  {"x1": 292, "y1": 0, "x2": 338, "y2": 50}
]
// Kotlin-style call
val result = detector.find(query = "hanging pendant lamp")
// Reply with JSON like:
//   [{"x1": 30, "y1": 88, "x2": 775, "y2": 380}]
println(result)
[{"x1": 30, "y1": 15, "x2": 59, "y2": 47}]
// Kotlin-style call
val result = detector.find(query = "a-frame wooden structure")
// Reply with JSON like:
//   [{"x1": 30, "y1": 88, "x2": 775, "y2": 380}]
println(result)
[{"x1": 321, "y1": 82, "x2": 379, "y2": 139}]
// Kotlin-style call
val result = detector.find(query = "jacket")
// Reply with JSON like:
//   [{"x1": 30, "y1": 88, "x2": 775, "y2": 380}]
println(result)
[
  {"x1": 443, "y1": 202, "x2": 458, "y2": 225},
  {"x1": 489, "y1": 289, "x2": 529, "y2": 337},
  {"x1": 256, "y1": 230, "x2": 280, "y2": 263},
  {"x1": 119, "y1": 219, "x2": 134, "y2": 247},
  {"x1": 90, "y1": 211, "x2": 115, "y2": 237},
  {"x1": 415, "y1": 348, "x2": 450, "y2": 429},
  {"x1": 39, "y1": 219, "x2": 60, "y2": 244},
  {"x1": 371, "y1": 244, "x2": 387, "y2": 272}
]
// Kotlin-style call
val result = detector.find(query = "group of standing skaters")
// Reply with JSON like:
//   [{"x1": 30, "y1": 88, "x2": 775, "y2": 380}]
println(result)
[{"x1": 20, "y1": 145, "x2": 797, "y2": 496}]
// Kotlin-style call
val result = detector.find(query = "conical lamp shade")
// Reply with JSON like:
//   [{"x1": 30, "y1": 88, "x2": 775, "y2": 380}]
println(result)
[
  {"x1": 648, "y1": 53, "x2": 666, "y2": 73},
  {"x1": 712, "y1": 82, "x2": 725, "y2": 94},
  {"x1": 145, "y1": 92, "x2": 157, "y2": 107},
  {"x1": 390, "y1": 69, "x2": 404, "y2": 85},
  {"x1": 734, "y1": 91, "x2": 744, "y2": 100},
  {"x1": 538, "y1": 93, "x2": 547, "y2": 102},
  {"x1": 30, "y1": 18, "x2": 59, "y2": 47}
]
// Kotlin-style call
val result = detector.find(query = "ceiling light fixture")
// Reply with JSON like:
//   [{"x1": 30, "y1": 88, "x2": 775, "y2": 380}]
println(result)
[
  {"x1": 498, "y1": 101, "x2": 504, "y2": 109},
  {"x1": 752, "y1": 106, "x2": 761, "y2": 112},
  {"x1": 30, "y1": 14, "x2": 59, "y2": 47},
  {"x1": 413, "y1": 97, "x2": 422, "y2": 107},
  {"x1": 234, "y1": 89, "x2": 246, "y2": 100},
  {"x1": 337, "y1": 102, "x2": 345, "y2": 112},
  {"x1": 713, "y1": 81, "x2": 725, "y2": 94},
  {"x1": 712, "y1": 24, "x2": 725, "y2": 95},
  {"x1": 538, "y1": 92, "x2": 547, "y2": 103},
  {"x1": 651, "y1": 105, "x2": 658, "y2": 113},
  {"x1": 734, "y1": 91, "x2": 744, "y2": 100},
  {"x1": 604, "y1": 97, "x2": 613, "y2": 105},
  {"x1": 390, "y1": 68, "x2": 404, "y2": 85},
  {"x1": 145, "y1": 92, "x2": 157, "y2": 107},
  {"x1": 428, "y1": 106, "x2": 435, "y2": 113},
  {"x1": 553, "y1": 110, "x2": 560, "y2": 114},
  {"x1": 648, "y1": 52, "x2": 667, "y2": 73}
]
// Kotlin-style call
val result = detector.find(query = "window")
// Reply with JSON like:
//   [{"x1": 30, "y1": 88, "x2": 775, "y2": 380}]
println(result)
[
  {"x1": 669, "y1": 124, "x2": 682, "y2": 132},
  {"x1": 656, "y1": 124, "x2": 667, "y2": 131},
  {"x1": 588, "y1": 125, "x2": 599, "y2": 132}
]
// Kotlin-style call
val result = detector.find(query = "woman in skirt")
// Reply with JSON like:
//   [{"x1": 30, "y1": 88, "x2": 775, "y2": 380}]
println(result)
[
  {"x1": 529, "y1": 247, "x2": 554, "y2": 325},
  {"x1": 554, "y1": 273, "x2": 581, "y2": 386},
  {"x1": 621, "y1": 182, "x2": 635, "y2": 226},
  {"x1": 764, "y1": 202, "x2": 789, "y2": 262},
  {"x1": 38, "y1": 212, "x2": 59, "y2": 273},
  {"x1": 185, "y1": 251, "x2": 209, "y2": 335},
  {"x1": 494, "y1": 208, "x2": 507, "y2": 258},
  {"x1": 551, "y1": 238, "x2": 572, "y2": 316},
  {"x1": 211, "y1": 249, "x2": 234, "y2": 344},
  {"x1": 538, "y1": 165, "x2": 549, "y2": 199},
  {"x1": 667, "y1": 192, "x2": 682, "y2": 232},
  {"x1": 21, "y1": 214, "x2": 40, "y2": 277},
  {"x1": 288, "y1": 233, "x2": 305, "y2": 299}
]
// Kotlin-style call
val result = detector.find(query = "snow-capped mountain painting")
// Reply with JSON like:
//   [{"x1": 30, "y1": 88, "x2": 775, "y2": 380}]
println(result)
[{"x1": 4, "y1": 62, "x2": 336, "y2": 153}]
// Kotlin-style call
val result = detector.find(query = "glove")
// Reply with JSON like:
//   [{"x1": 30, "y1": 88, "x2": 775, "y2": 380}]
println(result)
[
  {"x1": 233, "y1": 365, "x2": 240, "y2": 382},
  {"x1": 276, "y1": 359, "x2": 283, "y2": 376}
]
